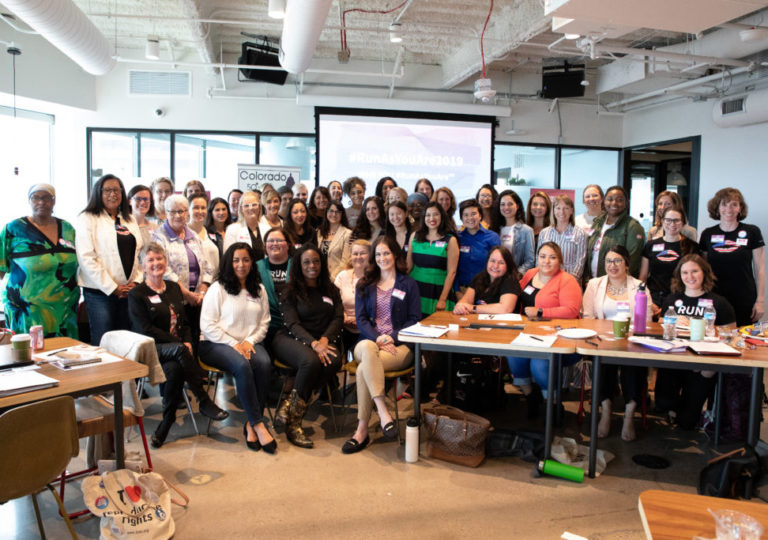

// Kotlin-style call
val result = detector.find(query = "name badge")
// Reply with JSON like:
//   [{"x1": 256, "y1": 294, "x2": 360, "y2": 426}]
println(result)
[
  {"x1": 698, "y1": 298, "x2": 713, "y2": 307},
  {"x1": 524, "y1": 285, "x2": 535, "y2": 295},
  {"x1": 617, "y1": 301, "x2": 630, "y2": 311},
  {"x1": 149, "y1": 295, "x2": 162, "y2": 304},
  {"x1": 459, "y1": 246, "x2": 470, "y2": 253},
  {"x1": 585, "y1": 228, "x2": 594, "y2": 236},
  {"x1": 322, "y1": 296, "x2": 333, "y2": 305},
  {"x1": 736, "y1": 238, "x2": 748, "y2": 246},
  {"x1": 208, "y1": 233, "x2": 217, "y2": 241},
  {"x1": 652, "y1": 243, "x2": 664, "y2": 252},
  {"x1": 392, "y1": 288, "x2": 406, "y2": 300},
  {"x1": 58, "y1": 238, "x2": 75, "y2": 249},
  {"x1": 434, "y1": 241, "x2": 446, "y2": 248},
  {"x1": 501, "y1": 234, "x2": 513, "y2": 243},
  {"x1": 711, "y1": 235, "x2": 725, "y2": 243}
]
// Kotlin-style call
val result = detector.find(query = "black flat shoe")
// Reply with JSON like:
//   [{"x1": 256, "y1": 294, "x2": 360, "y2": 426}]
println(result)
[
  {"x1": 199, "y1": 399, "x2": 229, "y2": 421},
  {"x1": 381, "y1": 421, "x2": 398, "y2": 440},
  {"x1": 243, "y1": 423, "x2": 261, "y2": 452},
  {"x1": 150, "y1": 433, "x2": 164, "y2": 449},
  {"x1": 341, "y1": 435, "x2": 370, "y2": 454}
]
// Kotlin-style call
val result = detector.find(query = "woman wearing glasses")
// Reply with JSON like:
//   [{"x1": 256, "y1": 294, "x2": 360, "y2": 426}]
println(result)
[
  {"x1": 127, "y1": 184, "x2": 157, "y2": 246},
  {"x1": 223, "y1": 190, "x2": 266, "y2": 261}
]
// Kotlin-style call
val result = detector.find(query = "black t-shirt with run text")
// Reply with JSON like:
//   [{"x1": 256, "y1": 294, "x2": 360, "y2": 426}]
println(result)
[
  {"x1": 642, "y1": 238, "x2": 701, "y2": 305},
  {"x1": 660, "y1": 291, "x2": 736, "y2": 326},
  {"x1": 269, "y1": 260, "x2": 288, "y2": 297}
]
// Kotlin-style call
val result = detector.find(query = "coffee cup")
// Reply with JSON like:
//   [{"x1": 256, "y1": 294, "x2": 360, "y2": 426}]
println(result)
[
  {"x1": 612, "y1": 316, "x2": 630, "y2": 338},
  {"x1": 690, "y1": 318, "x2": 705, "y2": 341},
  {"x1": 10, "y1": 334, "x2": 31, "y2": 362}
]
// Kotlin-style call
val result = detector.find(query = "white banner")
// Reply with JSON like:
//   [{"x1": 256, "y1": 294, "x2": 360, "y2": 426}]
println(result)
[{"x1": 237, "y1": 164, "x2": 301, "y2": 193}]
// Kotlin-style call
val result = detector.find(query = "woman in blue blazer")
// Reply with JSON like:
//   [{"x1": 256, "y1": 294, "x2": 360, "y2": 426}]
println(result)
[{"x1": 342, "y1": 235, "x2": 421, "y2": 453}]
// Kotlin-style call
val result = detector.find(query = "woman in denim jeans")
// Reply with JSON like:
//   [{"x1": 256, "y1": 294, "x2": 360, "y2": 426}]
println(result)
[{"x1": 492, "y1": 190, "x2": 535, "y2": 274}]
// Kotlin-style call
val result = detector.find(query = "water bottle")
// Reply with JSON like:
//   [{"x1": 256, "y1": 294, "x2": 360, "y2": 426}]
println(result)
[
  {"x1": 405, "y1": 417, "x2": 419, "y2": 463},
  {"x1": 663, "y1": 306, "x2": 678, "y2": 340},
  {"x1": 633, "y1": 283, "x2": 648, "y2": 334},
  {"x1": 702, "y1": 299, "x2": 717, "y2": 339}
]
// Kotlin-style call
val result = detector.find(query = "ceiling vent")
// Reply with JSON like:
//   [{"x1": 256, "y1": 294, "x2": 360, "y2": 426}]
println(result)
[
  {"x1": 129, "y1": 70, "x2": 191, "y2": 96},
  {"x1": 721, "y1": 97, "x2": 746, "y2": 115},
  {"x1": 713, "y1": 89, "x2": 768, "y2": 128}
]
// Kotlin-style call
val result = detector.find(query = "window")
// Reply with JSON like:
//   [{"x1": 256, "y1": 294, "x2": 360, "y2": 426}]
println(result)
[
  {"x1": 259, "y1": 136, "x2": 315, "y2": 186},
  {"x1": 90, "y1": 131, "x2": 171, "y2": 187},
  {"x1": 494, "y1": 145, "x2": 556, "y2": 203},
  {"x1": 174, "y1": 133, "x2": 256, "y2": 198},
  {"x1": 559, "y1": 148, "x2": 619, "y2": 216}
]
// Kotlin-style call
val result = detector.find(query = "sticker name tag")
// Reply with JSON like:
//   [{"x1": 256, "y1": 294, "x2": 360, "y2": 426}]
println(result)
[
  {"x1": 652, "y1": 243, "x2": 664, "y2": 252},
  {"x1": 711, "y1": 235, "x2": 725, "y2": 243},
  {"x1": 149, "y1": 295, "x2": 162, "y2": 304},
  {"x1": 459, "y1": 246, "x2": 470, "y2": 253},
  {"x1": 736, "y1": 238, "x2": 748, "y2": 246},
  {"x1": 58, "y1": 238, "x2": 75, "y2": 249},
  {"x1": 392, "y1": 288, "x2": 406, "y2": 300},
  {"x1": 322, "y1": 296, "x2": 333, "y2": 305},
  {"x1": 616, "y1": 301, "x2": 630, "y2": 311},
  {"x1": 434, "y1": 241, "x2": 446, "y2": 248},
  {"x1": 524, "y1": 285, "x2": 535, "y2": 295}
]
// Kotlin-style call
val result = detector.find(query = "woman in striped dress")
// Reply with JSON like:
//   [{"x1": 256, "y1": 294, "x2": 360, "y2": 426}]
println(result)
[{"x1": 406, "y1": 201, "x2": 458, "y2": 316}]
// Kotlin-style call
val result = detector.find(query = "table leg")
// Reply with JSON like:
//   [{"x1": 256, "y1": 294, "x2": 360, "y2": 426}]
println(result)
[
  {"x1": 446, "y1": 352, "x2": 453, "y2": 406},
  {"x1": 414, "y1": 343, "x2": 422, "y2": 427},
  {"x1": 544, "y1": 354, "x2": 555, "y2": 462},
  {"x1": 747, "y1": 367, "x2": 762, "y2": 447},
  {"x1": 714, "y1": 372, "x2": 723, "y2": 446},
  {"x1": 114, "y1": 382, "x2": 125, "y2": 469},
  {"x1": 589, "y1": 356, "x2": 601, "y2": 478}
]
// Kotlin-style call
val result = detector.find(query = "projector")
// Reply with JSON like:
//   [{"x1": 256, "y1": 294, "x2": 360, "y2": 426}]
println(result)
[{"x1": 474, "y1": 78, "x2": 496, "y2": 103}]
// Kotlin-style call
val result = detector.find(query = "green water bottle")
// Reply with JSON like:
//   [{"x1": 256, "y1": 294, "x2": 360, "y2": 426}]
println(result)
[{"x1": 538, "y1": 459, "x2": 584, "y2": 483}]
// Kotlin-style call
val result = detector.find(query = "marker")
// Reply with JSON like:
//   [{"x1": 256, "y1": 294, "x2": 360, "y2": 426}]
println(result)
[{"x1": 530, "y1": 335, "x2": 544, "y2": 342}]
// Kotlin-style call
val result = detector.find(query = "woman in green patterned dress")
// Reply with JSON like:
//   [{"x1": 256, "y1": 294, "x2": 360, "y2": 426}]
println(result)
[
  {"x1": 406, "y1": 201, "x2": 459, "y2": 317},
  {"x1": 0, "y1": 184, "x2": 79, "y2": 337}
]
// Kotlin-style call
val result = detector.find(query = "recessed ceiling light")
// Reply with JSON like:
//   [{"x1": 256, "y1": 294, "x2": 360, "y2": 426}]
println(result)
[
  {"x1": 145, "y1": 36, "x2": 160, "y2": 60},
  {"x1": 389, "y1": 23, "x2": 403, "y2": 43}
]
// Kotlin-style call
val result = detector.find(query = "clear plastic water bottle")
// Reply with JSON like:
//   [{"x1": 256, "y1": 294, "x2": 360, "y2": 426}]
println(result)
[
  {"x1": 663, "y1": 306, "x2": 678, "y2": 340},
  {"x1": 702, "y1": 299, "x2": 717, "y2": 339}
]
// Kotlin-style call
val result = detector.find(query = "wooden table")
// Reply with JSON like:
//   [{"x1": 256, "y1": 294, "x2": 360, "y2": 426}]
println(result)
[
  {"x1": 638, "y1": 489, "x2": 768, "y2": 539},
  {"x1": 0, "y1": 337, "x2": 148, "y2": 467},
  {"x1": 573, "y1": 319, "x2": 768, "y2": 478},
  {"x1": 398, "y1": 312, "x2": 577, "y2": 462}
]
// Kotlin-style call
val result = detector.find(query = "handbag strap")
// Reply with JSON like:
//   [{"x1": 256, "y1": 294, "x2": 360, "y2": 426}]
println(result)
[{"x1": 144, "y1": 466, "x2": 190, "y2": 507}]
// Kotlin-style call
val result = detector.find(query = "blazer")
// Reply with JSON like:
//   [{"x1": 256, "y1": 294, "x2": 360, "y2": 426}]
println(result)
[
  {"x1": 356, "y1": 272, "x2": 422, "y2": 348},
  {"x1": 317, "y1": 226, "x2": 351, "y2": 281},
  {"x1": 581, "y1": 275, "x2": 652, "y2": 321},
  {"x1": 223, "y1": 221, "x2": 259, "y2": 253},
  {"x1": 519, "y1": 268, "x2": 582, "y2": 319},
  {"x1": 76, "y1": 211, "x2": 144, "y2": 294}
]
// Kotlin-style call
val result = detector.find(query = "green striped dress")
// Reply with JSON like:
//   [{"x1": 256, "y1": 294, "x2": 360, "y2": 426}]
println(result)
[{"x1": 410, "y1": 234, "x2": 455, "y2": 317}]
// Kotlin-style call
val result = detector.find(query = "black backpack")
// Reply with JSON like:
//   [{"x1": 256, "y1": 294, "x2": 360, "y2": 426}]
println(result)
[{"x1": 698, "y1": 446, "x2": 761, "y2": 499}]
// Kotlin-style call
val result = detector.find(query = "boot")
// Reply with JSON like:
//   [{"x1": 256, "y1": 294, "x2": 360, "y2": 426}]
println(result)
[
  {"x1": 274, "y1": 397, "x2": 291, "y2": 427},
  {"x1": 152, "y1": 407, "x2": 176, "y2": 448},
  {"x1": 286, "y1": 389, "x2": 313, "y2": 449}
]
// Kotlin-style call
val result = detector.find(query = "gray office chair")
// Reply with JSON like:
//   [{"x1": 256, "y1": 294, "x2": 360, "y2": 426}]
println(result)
[{"x1": 0, "y1": 395, "x2": 79, "y2": 539}]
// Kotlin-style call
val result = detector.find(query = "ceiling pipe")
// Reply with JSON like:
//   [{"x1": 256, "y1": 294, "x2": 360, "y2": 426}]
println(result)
[
  {"x1": 279, "y1": 0, "x2": 334, "y2": 73},
  {"x1": 1, "y1": 0, "x2": 115, "y2": 75}
]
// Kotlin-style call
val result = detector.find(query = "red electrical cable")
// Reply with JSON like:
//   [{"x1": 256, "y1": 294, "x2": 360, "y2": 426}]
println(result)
[
  {"x1": 480, "y1": 0, "x2": 494, "y2": 78},
  {"x1": 340, "y1": 0, "x2": 409, "y2": 55}
]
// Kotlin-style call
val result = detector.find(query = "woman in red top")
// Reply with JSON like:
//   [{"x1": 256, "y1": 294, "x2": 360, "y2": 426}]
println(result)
[{"x1": 507, "y1": 242, "x2": 582, "y2": 417}]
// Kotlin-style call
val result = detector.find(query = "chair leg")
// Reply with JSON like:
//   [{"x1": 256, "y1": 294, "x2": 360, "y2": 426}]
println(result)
[
  {"x1": 393, "y1": 381, "x2": 403, "y2": 445},
  {"x1": 206, "y1": 373, "x2": 220, "y2": 436},
  {"x1": 326, "y1": 384, "x2": 338, "y2": 433},
  {"x1": 183, "y1": 389, "x2": 200, "y2": 436},
  {"x1": 31, "y1": 492, "x2": 46, "y2": 540},
  {"x1": 137, "y1": 417, "x2": 153, "y2": 471},
  {"x1": 47, "y1": 484, "x2": 78, "y2": 540}
]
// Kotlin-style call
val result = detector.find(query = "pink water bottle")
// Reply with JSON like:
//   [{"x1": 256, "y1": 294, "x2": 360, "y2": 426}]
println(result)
[{"x1": 633, "y1": 283, "x2": 647, "y2": 334}]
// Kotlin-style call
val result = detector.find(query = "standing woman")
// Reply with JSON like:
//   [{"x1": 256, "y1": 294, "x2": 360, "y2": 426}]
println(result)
[
  {"x1": 351, "y1": 196, "x2": 386, "y2": 242},
  {"x1": 204, "y1": 197, "x2": 231, "y2": 259},
  {"x1": 284, "y1": 199, "x2": 315, "y2": 249},
  {"x1": 639, "y1": 206, "x2": 701, "y2": 318},
  {"x1": 375, "y1": 176, "x2": 397, "y2": 200},
  {"x1": 407, "y1": 192, "x2": 429, "y2": 225},
  {"x1": 308, "y1": 186, "x2": 331, "y2": 229},
  {"x1": 151, "y1": 177, "x2": 174, "y2": 223},
  {"x1": 585, "y1": 186, "x2": 645, "y2": 280},
  {"x1": 223, "y1": 190, "x2": 265, "y2": 260},
  {"x1": 432, "y1": 187, "x2": 458, "y2": 232},
  {"x1": 328, "y1": 180, "x2": 343, "y2": 203},
  {"x1": 385, "y1": 201, "x2": 412, "y2": 255},
  {"x1": 456, "y1": 199, "x2": 500, "y2": 293},
  {"x1": 407, "y1": 201, "x2": 459, "y2": 315},
  {"x1": 582, "y1": 246, "x2": 652, "y2": 441},
  {"x1": 343, "y1": 235, "x2": 421, "y2": 453},
  {"x1": 537, "y1": 195, "x2": 588, "y2": 282},
  {"x1": 507, "y1": 243, "x2": 582, "y2": 415},
  {"x1": 648, "y1": 191, "x2": 697, "y2": 241},
  {"x1": 526, "y1": 191, "x2": 552, "y2": 247},
  {"x1": 128, "y1": 184, "x2": 157, "y2": 246},
  {"x1": 493, "y1": 189, "x2": 535, "y2": 274},
  {"x1": 183, "y1": 180, "x2": 206, "y2": 200},
  {"x1": 575, "y1": 184, "x2": 604, "y2": 233},
  {"x1": 259, "y1": 189, "x2": 283, "y2": 238},
  {"x1": 317, "y1": 200, "x2": 352, "y2": 281},
  {"x1": 295, "y1": 183, "x2": 309, "y2": 203},
  {"x1": 76, "y1": 174, "x2": 144, "y2": 345},
  {"x1": 200, "y1": 243, "x2": 276, "y2": 453},
  {"x1": 415, "y1": 178, "x2": 434, "y2": 200},
  {"x1": 1, "y1": 184, "x2": 79, "y2": 337},
  {"x1": 700, "y1": 187, "x2": 764, "y2": 326},
  {"x1": 128, "y1": 243, "x2": 228, "y2": 448},
  {"x1": 387, "y1": 187, "x2": 409, "y2": 209},
  {"x1": 272, "y1": 244, "x2": 344, "y2": 448},
  {"x1": 188, "y1": 194, "x2": 221, "y2": 279},
  {"x1": 343, "y1": 176, "x2": 366, "y2": 228},
  {"x1": 334, "y1": 239, "x2": 372, "y2": 361},
  {"x1": 476, "y1": 184, "x2": 498, "y2": 229}
]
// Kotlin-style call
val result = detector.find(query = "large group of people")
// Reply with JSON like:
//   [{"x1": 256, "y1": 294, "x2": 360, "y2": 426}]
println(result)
[{"x1": 1, "y1": 173, "x2": 764, "y2": 454}]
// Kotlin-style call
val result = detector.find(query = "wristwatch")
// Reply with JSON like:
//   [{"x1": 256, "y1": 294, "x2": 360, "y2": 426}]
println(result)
[
  {"x1": 472, "y1": 305, "x2": 477, "y2": 314},
  {"x1": 537, "y1": 308, "x2": 543, "y2": 318}
]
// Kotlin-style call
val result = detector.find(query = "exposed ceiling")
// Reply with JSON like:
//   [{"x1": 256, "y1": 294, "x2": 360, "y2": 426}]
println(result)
[{"x1": 3, "y1": 0, "x2": 768, "y2": 112}]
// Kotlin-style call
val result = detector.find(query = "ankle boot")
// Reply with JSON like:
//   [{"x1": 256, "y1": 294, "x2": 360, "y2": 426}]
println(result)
[
  {"x1": 275, "y1": 397, "x2": 291, "y2": 427},
  {"x1": 286, "y1": 389, "x2": 313, "y2": 449},
  {"x1": 152, "y1": 407, "x2": 176, "y2": 448}
]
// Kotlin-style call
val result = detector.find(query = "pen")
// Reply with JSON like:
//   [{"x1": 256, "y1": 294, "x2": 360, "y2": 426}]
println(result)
[
  {"x1": 530, "y1": 335, "x2": 544, "y2": 342},
  {"x1": 585, "y1": 340, "x2": 598, "y2": 347},
  {"x1": 595, "y1": 335, "x2": 603, "y2": 342}
]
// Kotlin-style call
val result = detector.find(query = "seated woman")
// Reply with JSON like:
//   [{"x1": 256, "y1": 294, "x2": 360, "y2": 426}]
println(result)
[
  {"x1": 316, "y1": 200, "x2": 352, "y2": 281},
  {"x1": 128, "y1": 243, "x2": 228, "y2": 448},
  {"x1": 453, "y1": 246, "x2": 520, "y2": 316},
  {"x1": 582, "y1": 245, "x2": 652, "y2": 441},
  {"x1": 272, "y1": 244, "x2": 344, "y2": 448},
  {"x1": 334, "y1": 239, "x2": 372, "y2": 358},
  {"x1": 655, "y1": 254, "x2": 737, "y2": 430},
  {"x1": 507, "y1": 242, "x2": 582, "y2": 417},
  {"x1": 343, "y1": 236, "x2": 421, "y2": 453},
  {"x1": 199, "y1": 243, "x2": 276, "y2": 453}
]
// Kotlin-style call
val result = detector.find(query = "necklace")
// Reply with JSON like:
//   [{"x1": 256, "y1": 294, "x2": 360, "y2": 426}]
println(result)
[{"x1": 607, "y1": 281, "x2": 626, "y2": 295}]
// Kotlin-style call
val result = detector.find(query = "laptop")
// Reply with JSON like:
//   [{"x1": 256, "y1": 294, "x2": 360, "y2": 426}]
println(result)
[{"x1": 0, "y1": 344, "x2": 35, "y2": 371}]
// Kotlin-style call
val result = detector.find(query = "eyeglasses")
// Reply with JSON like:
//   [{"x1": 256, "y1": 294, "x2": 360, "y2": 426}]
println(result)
[
  {"x1": 605, "y1": 258, "x2": 624, "y2": 265},
  {"x1": 132, "y1": 196, "x2": 150, "y2": 203},
  {"x1": 241, "y1": 203, "x2": 260, "y2": 209},
  {"x1": 327, "y1": 209, "x2": 342, "y2": 215},
  {"x1": 168, "y1": 209, "x2": 187, "y2": 216},
  {"x1": 266, "y1": 239, "x2": 286, "y2": 244},
  {"x1": 663, "y1": 218, "x2": 682, "y2": 224},
  {"x1": 30, "y1": 194, "x2": 54, "y2": 203},
  {"x1": 103, "y1": 188, "x2": 121, "y2": 194}
]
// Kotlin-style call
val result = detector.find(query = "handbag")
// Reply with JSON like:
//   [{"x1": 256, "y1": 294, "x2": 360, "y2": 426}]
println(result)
[
  {"x1": 422, "y1": 404, "x2": 491, "y2": 467},
  {"x1": 698, "y1": 446, "x2": 761, "y2": 499},
  {"x1": 83, "y1": 469, "x2": 189, "y2": 539}
]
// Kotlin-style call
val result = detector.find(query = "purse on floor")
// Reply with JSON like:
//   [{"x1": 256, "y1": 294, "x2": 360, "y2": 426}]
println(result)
[
  {"x1": 83, "y1": 469, "x2": 189, "y2": 540},
  {"x1": 422, "y1": 404, "x2": 491, "y2": 467}
]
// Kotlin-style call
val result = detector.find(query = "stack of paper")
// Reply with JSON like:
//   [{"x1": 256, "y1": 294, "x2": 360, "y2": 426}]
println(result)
[
  {"x1": 0, "y1": 370, "x2": 59, "y2": 397},
  {"x1": 399, "y1": 323, "x2": 449, "y2": 339},
  {"x1": 511, "y1": 333, "x2": 557, "y2": 348},
  {"x1": 628, "y1": 336, "x2": 687, "y2": 352}
]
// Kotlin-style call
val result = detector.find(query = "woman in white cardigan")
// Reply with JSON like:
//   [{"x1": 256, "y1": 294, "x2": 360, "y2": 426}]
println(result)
[
  {"x1": 199, "y1": 242, "x2": 276, "y2": 454},
  {"x1": 316, "y1": 200, "x2": 352, "y2": 281},
  {"x1": 582, "y1": 245, "x2": 652, "y2": 442},
  {"x1": 76, "y1": 174, "x2": 144, "y2": 345}
]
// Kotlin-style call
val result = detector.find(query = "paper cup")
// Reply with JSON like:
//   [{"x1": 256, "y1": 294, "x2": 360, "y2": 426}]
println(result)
[
  {"x1": 10, "y1": 334, "x2": 31, "y2": 350},
  {"x1": 689, "y1": 318, "x2": 705, "y2": 341},
  {"x1": 612, "y1": 317, "x2": 629, "y2": 338}
]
